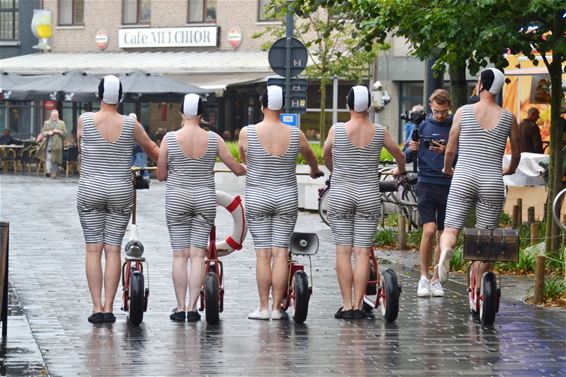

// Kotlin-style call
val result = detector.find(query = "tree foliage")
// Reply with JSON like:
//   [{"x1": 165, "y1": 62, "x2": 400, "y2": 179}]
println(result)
[{"x1": 254, "y1": 0, "x2": 384, "y2": 144}]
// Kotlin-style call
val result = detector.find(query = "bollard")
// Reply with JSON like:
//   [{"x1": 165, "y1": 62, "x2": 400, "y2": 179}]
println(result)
[
  {"x1": 534, "y1": 255, "x2": 545, "y2": 304},
  {"x1": 517, "y1": 198, "x2": 523, "y2": 225},
  {"x1": 527, "y1": 206, "x2": 535, "y2": 224},
  {"x1": 531, "y1": 222, "x2": 540, "y2": 246},
  {"x1": 0, "y1": 222, "x2": 8, "y2": 338},
  {"x1": 398, "y1": 214, "x2": 406, "y2": 250},
  {"x1": 512, "y1": 205, "x2": 520, "y2": 229}
]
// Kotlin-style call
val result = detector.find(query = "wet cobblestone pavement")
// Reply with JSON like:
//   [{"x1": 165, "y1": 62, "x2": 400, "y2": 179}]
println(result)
[{"x1": 1, "y1": 174, "x2": 565, "y2": 376}]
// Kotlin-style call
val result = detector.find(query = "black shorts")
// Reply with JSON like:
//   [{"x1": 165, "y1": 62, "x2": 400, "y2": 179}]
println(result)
[{"x1": 415, "y1": 182, "x2": 450, "y2": 230}]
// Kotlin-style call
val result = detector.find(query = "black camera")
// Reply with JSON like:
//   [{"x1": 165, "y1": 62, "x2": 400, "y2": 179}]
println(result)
[
  {"x1": 421, "y1": 133, "x2": 444, "y2": 149},
  {"x1": 401, "y1": 109, "x2": 426, "y2": 126}
]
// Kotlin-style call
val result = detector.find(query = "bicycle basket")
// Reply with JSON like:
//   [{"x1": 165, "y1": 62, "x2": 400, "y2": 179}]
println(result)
[{"x1": 463, "y1": 228, "x2": 519, "y2": 262}]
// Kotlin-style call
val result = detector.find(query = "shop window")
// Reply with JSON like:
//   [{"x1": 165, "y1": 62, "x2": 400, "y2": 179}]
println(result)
[
  {"x1": 58, "y1": 0, "x2": 84, "y2": 26},
  {"x1": 123, "y1": 0, "x2": 151, "y2": 25},
  {"x1": 188, "y1": 0, "x2": 216, "y2": 23},
  {"x1": 0, "y1": 0, "x2": 19, "y2": 40}
]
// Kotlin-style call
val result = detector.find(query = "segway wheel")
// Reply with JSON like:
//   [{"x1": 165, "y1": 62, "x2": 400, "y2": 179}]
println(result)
[
  {"x1": 129, "y1": 271, "x2": 144, "y2": 326},
  {"x1": 292, "y1": 271, "x2": 310, "y2": 324},
  {"x1": 379, "y1": 269, "x2": 400, "y2": 323},
  {"x1": 468, "y1": 268, "x2": 479, "y2": 314},
  {"x1": 366, "y1": 262, "x2": 377, "y2": 295},
  {"x1": 205, "y1": 271, "x2": 220, "y2": 325},
  {"x1": 480, "y1": 272, "x2": 497, "y2": 326}
]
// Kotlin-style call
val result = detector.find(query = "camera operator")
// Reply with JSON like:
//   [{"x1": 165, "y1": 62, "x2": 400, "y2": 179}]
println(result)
[
  {"x1": 403, "y1": 89, "x2": 454, "y2": 297},
  {"x1": 403, "y1": 104, "x2": 424, "y2": 143}
]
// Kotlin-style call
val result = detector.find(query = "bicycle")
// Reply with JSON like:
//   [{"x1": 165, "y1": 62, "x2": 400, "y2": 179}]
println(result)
[
  {"x1": 281, "y1": 232, "x2": 319, "y2": 323},
  {"x1": 318, "y1": 168, "x2": 418, "y2": 230},
  {"x1": 121, "y1": 166, "x2": 155, "y2": 326}
]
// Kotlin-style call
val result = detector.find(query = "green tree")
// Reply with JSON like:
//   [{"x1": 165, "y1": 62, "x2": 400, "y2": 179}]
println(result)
[{"x1": 254, "y1": 1, "x2": 383, "y2": 144}]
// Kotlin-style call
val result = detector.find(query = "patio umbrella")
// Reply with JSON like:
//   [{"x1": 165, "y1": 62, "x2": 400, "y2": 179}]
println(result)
[
  {"x1": 0, "y1": 72, "x2": 34, "y2": 100},
  {"x1": 9, "y1": 70, "x2": 100, "y2": 102},
  {"x1": 119, "y1": 70, "x2": 210, "y2": 102}
]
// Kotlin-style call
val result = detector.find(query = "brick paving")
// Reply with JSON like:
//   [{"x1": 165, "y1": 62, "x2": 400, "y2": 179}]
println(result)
[{"x1": 1, "y1": 174, "x2": 565, "y2": 376}]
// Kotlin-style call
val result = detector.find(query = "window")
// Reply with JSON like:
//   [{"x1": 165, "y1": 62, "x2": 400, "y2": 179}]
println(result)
[
  {"x1": 123, "y1": 0, "x2": 151, "y2": 25},
  {"x1": 258, "y1": 0, "x2": 275, "y2": 21},
  {"x1": 58, "y1": 0, "x2": 84, "y2": 26},
  {"x1": 0, "y1": 0, "x2": 19, "y2": 40},
  {"x1": 188, "y1": 0, "x2": 216, "y2": 23}
]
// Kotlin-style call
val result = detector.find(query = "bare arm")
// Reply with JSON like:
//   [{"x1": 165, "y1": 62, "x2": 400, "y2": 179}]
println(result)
[
  {"x1": 322, "y1": 126, "x2": 335, "y2": 172},
  {"x1": 217, "y1": 135, "x2": 246, "y2": 176},
  {"x1": 156, "y1": 137, "x2": 168, "y2": 181},
  {"x1": 503, "y1": 115, "x2": 521, "y2": 175},
  {"x1": 237, "y1": 127, "x2": 248, "y2": 165},
  {"x1": 382, "y1": 128, "x2": 406, "y2": 175},
  {"x1": 299, "y1": 131, "x2": 323, "y2": 178},
  {"x1": 76, "y1": 116, "x2": 84, "y2": 152},
  {"x1": 133, "y1": 121, "x2": 159, "y2": 162},
  {"x1": 443, "y1": 108, "x2": 462, "y2": 175}
]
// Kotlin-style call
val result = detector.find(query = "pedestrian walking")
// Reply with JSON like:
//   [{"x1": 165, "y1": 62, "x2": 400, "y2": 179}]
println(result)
[
  {"x1": 77, "y1": 75, "x2": 159, "y2": 324},
  {"x1": 157, "y1": 93, "x2": 246, "y2": 322},
  {"x1": 403, "y1": 89, "x2": 454, "y2": 297},
  {"x1": 239, "y1": 85, "x2": 323, "y2": 320},
  {"x1": 39, "y1": 109, "x2": 68, "y2": 178},
  {"x1": 437, "y1": 68, "x2": 521, "y2": 286},
  {"x1": 323, "y1": 85, "x2": 406, "y2": 319}
]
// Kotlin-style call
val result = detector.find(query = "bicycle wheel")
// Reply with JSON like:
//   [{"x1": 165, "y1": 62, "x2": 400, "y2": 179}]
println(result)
[
  {"x1": 129, "y1": 270, "x2": 144, "y2": 326},
  {"x1": 379, "y1": 269, "x2": 400, "y2": 323},
  {"x1": 480, "y1": 272, "x2": 497, "y2": 326},
  {"x1": 318, "y1": 187, "x2": 330, "y2": 226},
  {"x1": 292, "y1": 271, "x2": 310, "y2": 324},
  {"x1": 205, "y1": 271, "x2": 220, "y2": 325}
]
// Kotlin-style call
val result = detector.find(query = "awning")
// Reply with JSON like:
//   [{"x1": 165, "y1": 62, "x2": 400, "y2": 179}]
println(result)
[
  {"x1": 173, "y1": 72, "x2": 270, "y2": 91},
  {"x1": 0, "y1": 51, "x2": 272, "y2": 75}
]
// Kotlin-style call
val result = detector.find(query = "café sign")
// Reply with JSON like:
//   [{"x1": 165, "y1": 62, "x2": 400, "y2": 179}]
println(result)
[{"x1": 119, "y1": 26, "x2": 218, "y2": 48}]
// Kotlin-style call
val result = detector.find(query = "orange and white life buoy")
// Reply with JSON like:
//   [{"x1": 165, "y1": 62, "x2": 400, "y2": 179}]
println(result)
[{"x1": 216, "y1": 191, "x2": 247, "y2": 256}]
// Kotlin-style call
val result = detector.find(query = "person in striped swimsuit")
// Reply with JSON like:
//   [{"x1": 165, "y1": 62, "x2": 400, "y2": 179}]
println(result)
[
  {"x1": 438, "y1": 68, "x2": 521, "y2": 286},
  {"x1": 323, "y1": 85, "x2": 406, "y2": 320},
  {"x1": 239, "y1": 85, "x2": 323, "y2": 320},
  {"x1": 77, "y1": 75, "x2": 159, "y2": 324},
  {"x1": 157, "y1": 93, "x2": 246, "y2": 322}
]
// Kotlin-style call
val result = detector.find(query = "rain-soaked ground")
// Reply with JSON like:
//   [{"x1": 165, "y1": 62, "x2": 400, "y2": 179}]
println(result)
[{"x1": 1, "y1": 174, "x2": 565, "y2": 376}]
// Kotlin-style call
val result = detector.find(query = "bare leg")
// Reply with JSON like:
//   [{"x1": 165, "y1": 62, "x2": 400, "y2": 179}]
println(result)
[
  {"x1": 336, "y1": 245, "x2": 354, "y2": 310},
  {"x1": 353, "y1": 247, "x2": 370, "y2": 309},
  {"x1": 255, "y1": 248, "x2": 272, "y2": 311},
  {"x1": 420, "y1": 222, "x2": 437, "y2": 278},
  {"x1": 431, "y1": 230, "x2": 443, "y2": 281},
  {"x1": 437, "y1": 227, "x2": 460, "y2": 282},
  {"x1": 172, "y1": 249, "x2": 190, "y2": 311},
  {"x1": 85, "y1": 243, "x2": 104, "y2": 313},
  {"x1": 187, "y1": 247, "x2": 206, "y2": 311},
  {"x1": 102, "y1": 244, "x2": 121, "y2": 313},
  {"x1": 271, "y1": 247, "x2": 289, "y2": 311},
  {"x1": 439, "y1": 227, "x2": 459, "y2": 253},
  {"x1": 473, "y1": 261, "x2": 492, "y2": 288}
]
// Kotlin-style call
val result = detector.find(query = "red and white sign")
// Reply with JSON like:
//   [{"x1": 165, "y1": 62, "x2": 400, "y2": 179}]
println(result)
[
  {"x1": 227, "y1": 27, "x2": 242, "y2": 49},
  {"x1": 43, "y1": 100, "x2": 56, "y2": 110},
  {"x1": 95, "y1": 29, "x2": 109, "y2": 50}
]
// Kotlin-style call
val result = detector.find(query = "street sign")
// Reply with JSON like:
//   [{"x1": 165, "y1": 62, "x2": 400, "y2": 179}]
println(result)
[
  {"x1": 267, "y1": 77, "x2": 308, "y2": 113},
  {"x1": 280, "y1": 113, "x2": 299, "y2": 127},
  {"x1": 268, "y1": 37, "x2": 308, "y2": 78}
]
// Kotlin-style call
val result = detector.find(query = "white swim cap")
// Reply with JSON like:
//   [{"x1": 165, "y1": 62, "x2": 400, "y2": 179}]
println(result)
[
  {"x1": 98, "y1": 75, "x2": 122, "y2": 104},
  {"x1": 181, "y1": 93, "x2": 204, "y2": 117},
  {"x1": 261, "y1": 85, "x2": 283, "y2": 111},
  {"x1": 347, "y1": 85, "x2": 371, "y2": 112},
  {"x1": 480, "y1": 68, "x2": 506, "y2": 95}
]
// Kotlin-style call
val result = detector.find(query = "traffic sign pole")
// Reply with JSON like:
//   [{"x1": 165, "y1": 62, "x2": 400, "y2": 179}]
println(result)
[{"x1": 284, "y1": 2, "x2": 294, "y2": 114}]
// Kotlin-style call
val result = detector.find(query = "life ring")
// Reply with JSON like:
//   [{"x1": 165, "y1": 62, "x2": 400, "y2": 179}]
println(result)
[{"x1": 216, "y1": 191, "x2": 247, "y2": 257}]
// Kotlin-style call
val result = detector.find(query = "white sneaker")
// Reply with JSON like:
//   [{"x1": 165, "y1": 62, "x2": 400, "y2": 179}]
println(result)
[
  {"x1": 438, "y1": 248, "x2": 453, "y2": 283},
  {"x1": 430, "y1": 280, "x2": 444, "y2": 297},
  {"x1": 271, "y1": 309, "x2": 288, "y2": 320},
  {"x1": 248, "y1": 309, "x2": 270, "y2": 320},
  {"x1": 417, "y1": 277, "x2": 431, "y2": 297}
]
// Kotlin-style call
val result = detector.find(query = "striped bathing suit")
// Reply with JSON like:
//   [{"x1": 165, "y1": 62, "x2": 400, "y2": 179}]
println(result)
[
  {"x1": 164, "y1": 131, "x2": 218, "y2": 250},
  {"x1": 444, "y1": 105, "x2": 513, "y2": 229},
  {"x1": 77, "y1": 113, "x2": 135, "y2": 245},
  {"x1": 328, "y1": 123, "x2": 384, "y2": 247},
  {"x1": 245, "y1": 125, "x2": 300, "y2": 249}
]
